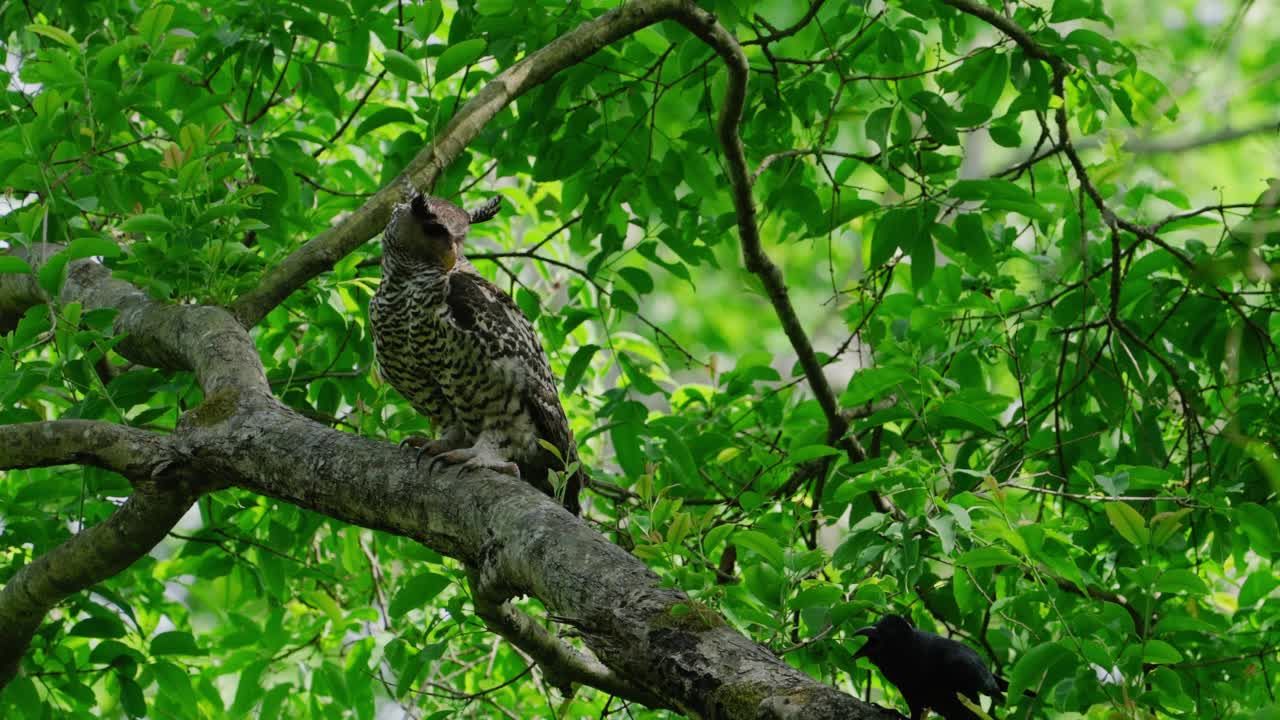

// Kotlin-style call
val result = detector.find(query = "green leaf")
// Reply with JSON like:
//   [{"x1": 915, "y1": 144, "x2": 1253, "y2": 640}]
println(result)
[
  {"x1": 389, "y1": 572, "x2": 451, "y2": 617},
  {"x1": 354, "y1": 107, "x2": 417, "y2": 138},
  {"x1": 789, "y1": 445, "x2": 841, "y2": 464},
  {"x1": 1051, "y1": 0, "x2": 1100, "y2": 22},
  {"x1": 1105, "y1": 502, "x2": 1149, "y2": 547},
  {"x1": 1236, "y1": 503, "x2": 1279, "y2": 556},
  {"x1": 119, "y1": 213, "x2": 175, "y2": 235},
  {"x1": 954, "y1": 546, "x2": 1019, "y2": 568},
  {"x1": 734, "y1": 530, "x2": 785, "y2": 570},
  {"x1": 118, "y1": 674, "x2": 146, "y2": 717},
  {"x1": 150, "y1": 630, "x2": 203, "y2": 656},
  {"x1": 871, "y1": 207, "x2": 919, "y2": 267},
  {"x1": 382, "y1": 50, "x2": 423, "y2": 83},
  {"x1": 476, "y1": 0, "x2": 514, "y2": 15},
  {"x1": 1150, "y1": 508, "x2": 1191, "y2": 545},
  {"x1": 27, "y1": 24, "x2": 79, "y2": 48},
  {"x1": 435, "y1": 39, "x2": 485, "y2": 83},
  {"x1": 67, "y1": 237, "x2": 123, "y2": 259},
  {"x1": 562, "y1": 344, "x2": 599, "y2": 394},
  {"x1": 1154, "y1": 569, "x2": 1208, "y2": 596},
  {"x1": 929, "y1": 399, "x2": 998, "y2": 435},
  {"x1": 1008, "y1": 640, "x2": 1072, "y2": 699},
  {"x1": 611, "y1": 419, "x2": 646, "y2": 479},
  {"x1": 0, "y1": 256, "x2": 33, "y2": 274},
  {"x1": 617, "y1": 267, "x2": 654, "y2": 295},
  {"x1": 69, "y1": 617, "x2": 127, "y2": 639},
  {"x1": 1239, "y1": 570, "x2": 1280, "y2": 608},
  {"x1": 951, "y1": 214, "x2": 992, "y2": 265},
  {"x1": 948, "y1": 179, "x2": 1052, "y2": 221},
  {"x1": 1143, "y1": 639, "x2": 1183, "y2": 664}
]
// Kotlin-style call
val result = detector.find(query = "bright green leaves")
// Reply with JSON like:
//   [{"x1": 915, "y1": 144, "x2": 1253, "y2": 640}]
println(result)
[
  {"x1": 949, "y1": 179, "x2": 1053, "y2": 221},
  {"x1": 871, "y1": 206, "x2": 921, "y2": 267},
  {"x1": 954, "y1": 545, "x2": 1020, "y2": 568},
  {"x1": 27, "y1": 24, "x2": 80, "y2": 49},
  {"x1": 610, "y1": 400, "x2": 649, "y2": 480},
  {"x1": 1105, "y1": 502, "x2": 1149, "y2": 547},
  {"x1": 0, "y1": 1, "x2": 1277, "y2": 718},
  {"x1": 381, "y1": 49, "x2": 423, "y2": 83},
  {"x1": 1051, "y1": 0, "x2": 1112, "y2": 24},
  {"x1": 119, "y1": 213, "x2": 176, "y2": 235},
  {"x1": 354, "y1": 107, "x2": 418, "y2": 138},
  {"x1": 734, "y1": 529, "x2": 786, "y2": 570},
  {"x1": 435, "y1": 39, "x2": 486, "y2": 83},
  {"x1": 1236, "y1": 503, "x2": 1280, "y2": 558}
]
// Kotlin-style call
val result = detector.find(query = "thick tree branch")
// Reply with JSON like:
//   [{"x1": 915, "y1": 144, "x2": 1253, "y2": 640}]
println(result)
[
  {"x1": 0, "y1": 2, "x2": 911, "y2": 714},
  {"x1": 3, "y1": 280, "x2": 890, "y2": 718},
  {"x1": 0, "y1": 420, "x2": 178, "y2": 479}
]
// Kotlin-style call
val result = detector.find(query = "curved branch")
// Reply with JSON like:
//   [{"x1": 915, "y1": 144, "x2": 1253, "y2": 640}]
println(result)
[
  {"x1": 679, "y1": 4, "x2": 871, "y2": 538},
  {"x1": 466, "y1": 568, "x2": 667, "y2": 708},
  {"x1": 0, "y1": 251, "x2": 271, "y2": 397},
  {"x1": 0, "y1": 483, "x2": 198, "y2": 687}
]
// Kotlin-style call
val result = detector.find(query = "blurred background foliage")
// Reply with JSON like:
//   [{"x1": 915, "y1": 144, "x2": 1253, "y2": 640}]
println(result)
[{"x1": 1, "y1": 0, "x2": 1278, "y2": 718}]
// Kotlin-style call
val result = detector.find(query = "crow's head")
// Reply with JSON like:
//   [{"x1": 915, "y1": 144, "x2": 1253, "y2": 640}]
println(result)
[{"x1": 852, "y1": 613, "x2": 914, "y2": 662}]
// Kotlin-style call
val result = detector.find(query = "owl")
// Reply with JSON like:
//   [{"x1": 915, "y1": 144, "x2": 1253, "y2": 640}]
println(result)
[{"x1": 369, "y1": 191, "x2": 583, "y2": 515}]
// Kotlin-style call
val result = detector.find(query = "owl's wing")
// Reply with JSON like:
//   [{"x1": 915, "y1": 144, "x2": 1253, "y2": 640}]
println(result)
[
  {"x1": 443, "y1": 270, "x2": 571, "y2": 452},
  {"x1": 445, "y1": 270, "x2": 584, "y2": 513}
]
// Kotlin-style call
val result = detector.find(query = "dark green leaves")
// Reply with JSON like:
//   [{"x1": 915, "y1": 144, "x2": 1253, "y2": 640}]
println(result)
[
  {"x1": 948, "y1": 179, "x2": 1052, "y2": 221},
  {"x1": 354, "y1": 107, "x2": 417, "y2": 137},
  {"x1": 150, "y1": 631, "x2": 203, "y2": 656}
]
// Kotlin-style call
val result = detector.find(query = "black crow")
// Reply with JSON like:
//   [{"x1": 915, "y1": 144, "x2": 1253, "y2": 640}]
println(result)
[{"x1": 853, "y1": 614, "x2": 1007, "y2": 720}]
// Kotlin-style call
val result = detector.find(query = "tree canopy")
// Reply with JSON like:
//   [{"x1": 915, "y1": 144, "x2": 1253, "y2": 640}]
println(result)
[{"x1": 1, "y1": 0, "x2": 1278, "y2": 718}]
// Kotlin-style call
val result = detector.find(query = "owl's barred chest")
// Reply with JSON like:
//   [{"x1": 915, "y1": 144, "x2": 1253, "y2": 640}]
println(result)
[{"x1": 370, "y1": 273, "x2": 535, "y2": 447}]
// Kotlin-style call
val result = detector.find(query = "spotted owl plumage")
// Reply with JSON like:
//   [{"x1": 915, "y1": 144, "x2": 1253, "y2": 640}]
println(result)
[{"x1": 369, "y1": 191, "x2": 582, "y2": 515}]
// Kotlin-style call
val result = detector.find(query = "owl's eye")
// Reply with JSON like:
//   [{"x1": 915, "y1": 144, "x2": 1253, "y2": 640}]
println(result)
[{"x1": 421, "y1": 221, "x2": 447, "y2": 235}]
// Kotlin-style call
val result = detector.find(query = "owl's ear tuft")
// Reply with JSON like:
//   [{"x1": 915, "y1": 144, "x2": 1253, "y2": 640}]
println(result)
[
  {"x1": 468, "y1": 197, "x2": 502, "y2": 224},
  {"x1": 409, "y1": 193, "x2": 433, "y2": 221}
]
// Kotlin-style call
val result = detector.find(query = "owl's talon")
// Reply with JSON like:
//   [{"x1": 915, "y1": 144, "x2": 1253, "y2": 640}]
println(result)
[
  {"x1": 429, "y1": 448, "x2": 520, "y2": 478},
  {"x1": 425, "y1": 453, "x2": 449, "y2": 476}
]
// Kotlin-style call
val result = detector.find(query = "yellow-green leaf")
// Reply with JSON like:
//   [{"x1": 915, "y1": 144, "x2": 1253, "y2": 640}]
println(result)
[
  {"x1": 1105, "y1": 502, "x2": 1149, "y2": 547},
  {"x1": 28, "y1": 24, "x2": 78, "y2": 48}
]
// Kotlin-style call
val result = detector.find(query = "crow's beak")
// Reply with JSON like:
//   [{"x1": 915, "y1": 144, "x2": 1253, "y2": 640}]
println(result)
[{"x1": 852, "y1": 626, "x2": 875, "y2": 659}]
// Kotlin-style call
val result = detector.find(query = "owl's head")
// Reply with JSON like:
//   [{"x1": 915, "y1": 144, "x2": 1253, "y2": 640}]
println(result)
[{"x1": 385, "y1": 191, "x2": 502, "y2": 272}]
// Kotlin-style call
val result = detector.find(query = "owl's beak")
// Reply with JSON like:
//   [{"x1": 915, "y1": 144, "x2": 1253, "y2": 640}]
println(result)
[{"x1": 440, "y1": 246, "x2": 457, "y2": 272}]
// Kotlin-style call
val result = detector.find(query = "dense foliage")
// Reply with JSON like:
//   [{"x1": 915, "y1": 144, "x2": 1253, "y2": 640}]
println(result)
[{"x1": 1, "y1": 0, "x2": 1278, "y2": 718}]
